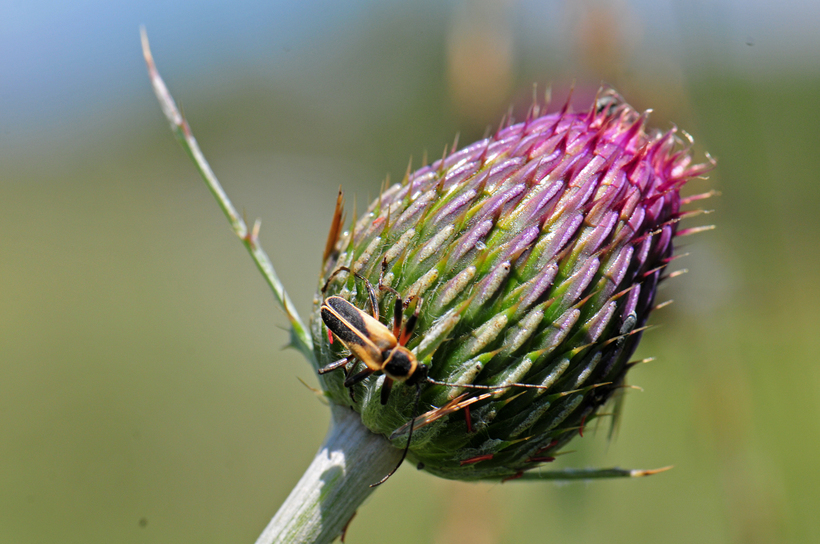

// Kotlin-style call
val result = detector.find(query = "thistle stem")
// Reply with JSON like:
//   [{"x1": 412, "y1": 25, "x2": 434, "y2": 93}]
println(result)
[
  {"x1": 140, "y1": 27, "x2": 315, "y2": 366},
  {"x1": 255, "y1": 404, "x2": 403, "y2": 544}
]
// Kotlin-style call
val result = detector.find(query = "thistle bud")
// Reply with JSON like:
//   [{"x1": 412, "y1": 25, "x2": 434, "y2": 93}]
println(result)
[{"x1": 312, "y1": 88, "x2": 711, "y2": 481}]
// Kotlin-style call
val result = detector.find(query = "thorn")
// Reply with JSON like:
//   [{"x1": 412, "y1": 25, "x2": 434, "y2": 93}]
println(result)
[
  {"x1": 526, "y1": 456, "x2": 556, "y2": 463},
  {"x1": 654, "y1": 299, "x2": 673, "y2": 310},
  {"x1": 406, "y1": 167, "x2": 416, "y2": 204},
  {"x1": 323, "y1": 189, "x2": 345, "y2": 264},
  {"x1": 559, "y1": 80, "x2": 575, "y2": 121},
  {"x1": 602, "y1": 325, "x2": 651, "y2": 348},
  {"x1": 626, "y1": 357, "x2": 656, "y2": 371},
  {"x1": 346, "y1": 197, "x2": 359, "y2": 253},
  {"x1": 296, "y1": 376, "x2": 327, "y2": 399},
  {"x1": 464, "y1": 404, "x2": 474, "y2": 433},
  {"x1": 244, "y1": 218, "x2": 261, "y2": 249},
  {"x1": 678, "y1": 208, "x2": 714, "y2": 220},
  {"x1": 460, "y1": 454, "x2": 494, "y2": 466},
  {"x1": 643, "y1": 262, "x2": 669, "y2": 277},
  {"x1": 631, "y1": 466, "x2": 673, "y2": 477},
  {"x1": 378, "y1": 178, "x2": 386, "y2": 207},
  {"x1": 403, "y1": 156, "x2": 413, "y2": 185},
  {"x1": 536, "y1": 440, "x2": 560, "y2": 454},
  {"x1": 664, "y1": 252, "x2": 690, "y2": 263},
  {"x1": 668, "y1": 269, "x2": 688, "y2": 279},
  {"x1": 438, "y1": 144, "x2": 449, "y2": 173},
  {"x1": 571, "y1": 288, "x2": 603, "y2": 312},
  {"x1": 677, "y1": 225, "x2": 716, "y2": 237},
  {"x1": 632, "y1": 225, "x2": 665, "y2": 246},
  {"x1": 608, "y1": 284, "x2": 639, "y2": 301},
  {"x1": 528, "y1": 82, "x2": 539, "y2": 121},
  {"x1": 378, "y1": 205, "x2": 392, "y2": 236},
  {"x1": 681, "y1": 190, "x2": 720, "y2": 205},
  {"x1": 501, "y1": 471, "x2": 524, "y2": 483},
  {"x1": 496, "y1": 112, "x2": 507, "y2": 137}
]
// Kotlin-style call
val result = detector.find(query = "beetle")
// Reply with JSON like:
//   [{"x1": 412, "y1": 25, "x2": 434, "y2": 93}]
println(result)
[
  {"x1": 319, "y1": 266, "x2": 428, "y2": 406},
  {"x1": 319, "y1": 262, "x2": 589, "y2": 485}
]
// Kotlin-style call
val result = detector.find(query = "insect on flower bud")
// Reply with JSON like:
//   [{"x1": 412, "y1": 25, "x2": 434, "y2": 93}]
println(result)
[{"x1": 312, "y1": 88, "x2": 713, "y2": 481}]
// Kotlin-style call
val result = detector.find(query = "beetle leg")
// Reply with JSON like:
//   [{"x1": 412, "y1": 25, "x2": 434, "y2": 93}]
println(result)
[
  {"x1": 318, "y1": 354, "x2": 355, "y2": 375},
  {"x1": 379, "y1": 260, "x2": 411, "y2": 338},
  {"x1": 380, "y1": 377, "x2": 394, "y2": 405},
  {"x1": 344, "y1": 367, "x2": 375, "y2": 388},
  {"x1": 399, "y1": 302, "x2": 421, "y2": 346},
  {"x1": 359, "y1": 275, "x2": 380, "y2": 321},
  {"x1": 344, "y1": 362, "x2": 359, "y2": 402},
  {"x1": 390, "y1": 297, "x2": 403, "y2": 338}
]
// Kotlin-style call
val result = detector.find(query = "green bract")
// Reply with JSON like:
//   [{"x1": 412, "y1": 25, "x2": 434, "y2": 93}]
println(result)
[{"x1": 312, "y1": 89, "x2": 711, "y2": 481}]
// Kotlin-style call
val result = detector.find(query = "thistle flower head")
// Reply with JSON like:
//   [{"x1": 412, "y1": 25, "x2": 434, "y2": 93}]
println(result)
[{"x1": 312, "y1": 88, "x2": 712, "y2": 481}]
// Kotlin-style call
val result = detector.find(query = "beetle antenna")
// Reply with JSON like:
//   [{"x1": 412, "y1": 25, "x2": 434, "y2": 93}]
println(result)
[
  {"x1": 426, "y1": 377, "x2": 559, "y2": 391},
  {"x1": 321, "y1": 266, "x2": 353, "y2": 293},
  {"x1": 371, "y1": 383, "x2": 423, "y2": 487}
]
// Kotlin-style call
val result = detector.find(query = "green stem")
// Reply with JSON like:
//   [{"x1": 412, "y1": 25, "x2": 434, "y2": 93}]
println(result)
[
  {"x1": 140, "y1": 27, "x2": 315, "y2": 366},
  {"x1": 255, "y1": 404, "x2": 402, "y2": 544}
]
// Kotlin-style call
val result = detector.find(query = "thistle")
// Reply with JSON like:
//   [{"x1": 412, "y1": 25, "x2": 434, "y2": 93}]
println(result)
[
  {"x1": 315, "y1": 88, "x2": 713, "y2": 481},
  {"x1": 143, "y1": 29, "x2": 713, "y2": 543}
]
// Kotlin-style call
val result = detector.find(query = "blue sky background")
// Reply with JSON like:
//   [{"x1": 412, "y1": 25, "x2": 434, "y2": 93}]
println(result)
[{"x1": 2, "y1": 0, "x2": 819, "y2": 150}]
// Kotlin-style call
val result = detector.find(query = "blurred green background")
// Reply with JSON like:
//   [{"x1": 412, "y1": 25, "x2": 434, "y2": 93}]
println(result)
[{"x1": 2, "y1": 1, "x2": 819, "y2": 542}]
